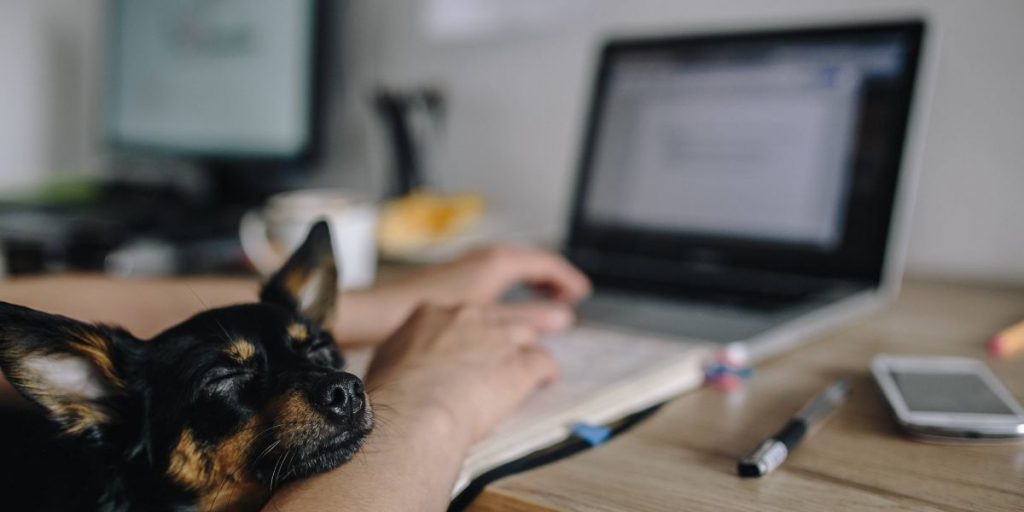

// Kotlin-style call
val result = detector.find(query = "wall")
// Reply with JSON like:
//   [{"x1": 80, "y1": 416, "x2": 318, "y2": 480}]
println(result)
[
  {"x1": 1, "y1": 0, "x2": 1021, "y2": 283},
  {"x1": 0, "y1": 0, "x2": 105, "y2": 191}
]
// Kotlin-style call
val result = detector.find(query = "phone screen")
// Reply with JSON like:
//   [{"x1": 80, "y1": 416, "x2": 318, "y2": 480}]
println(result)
[{"x1": 891, "y1": 371, "x2": 1016, "y2": 415}]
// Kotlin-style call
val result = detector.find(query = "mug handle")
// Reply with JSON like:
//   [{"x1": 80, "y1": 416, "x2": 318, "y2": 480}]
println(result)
[{"x1": 239, "y1": 209, "x2": 283, "y2": 276}]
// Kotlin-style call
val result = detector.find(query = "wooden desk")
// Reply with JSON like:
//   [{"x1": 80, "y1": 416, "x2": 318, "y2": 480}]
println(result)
[
  {"x1": 2, "y1": 277, "x2": 1021, "y2": 510},
  {"x1": 470, "y1": 280, "x2": 1024, "y2": 512}
]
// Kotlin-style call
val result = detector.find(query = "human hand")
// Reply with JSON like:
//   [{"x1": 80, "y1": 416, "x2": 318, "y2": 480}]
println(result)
[
  {"x1": 364, "y1": 302, "x2": 558, "y2": 444},
  {"x1": 334, "y1": 245, "x2": 590, "y2": 345},
  {"x1": 401, "y1": 245, "x2": 592, "y2": 304}
]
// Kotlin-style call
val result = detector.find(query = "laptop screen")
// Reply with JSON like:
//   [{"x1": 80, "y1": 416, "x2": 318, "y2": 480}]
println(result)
[{"x1": 569, "y1": 22, "x2": 924, "y2": 287}]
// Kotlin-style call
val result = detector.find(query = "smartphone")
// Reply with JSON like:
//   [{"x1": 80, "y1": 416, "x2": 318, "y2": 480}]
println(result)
[{"x1": 871, "y1": 355, "x2": 1024, "y2": 441}]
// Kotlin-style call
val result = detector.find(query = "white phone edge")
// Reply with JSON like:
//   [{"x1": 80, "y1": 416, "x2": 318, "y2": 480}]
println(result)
[{"x1": 870, "y1": 354, "x2": 1024, "y2": 441}]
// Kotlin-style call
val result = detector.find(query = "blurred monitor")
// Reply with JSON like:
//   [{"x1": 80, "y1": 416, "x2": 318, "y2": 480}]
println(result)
[{"x1": 103, "y1": 0, "x2": 320, "y2": 162}]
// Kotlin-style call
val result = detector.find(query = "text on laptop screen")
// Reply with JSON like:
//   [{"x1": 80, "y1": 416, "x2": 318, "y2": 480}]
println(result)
[{"x1": 584, "y1": 38, "x2": 909, "y2": 249}]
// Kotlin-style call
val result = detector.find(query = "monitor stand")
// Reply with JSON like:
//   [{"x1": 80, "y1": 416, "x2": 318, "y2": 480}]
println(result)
[{"x1": 200, "y1": 162, "x2": 308, "y2": 210}]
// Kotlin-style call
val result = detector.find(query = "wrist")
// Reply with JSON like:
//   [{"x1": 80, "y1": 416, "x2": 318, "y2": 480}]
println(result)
[
  {"x1": 367, "y1": 385, "x2": 474, "y2": 448},
  {"x1": 333, "y1": 288, "x2": 415, "y2": 346}
]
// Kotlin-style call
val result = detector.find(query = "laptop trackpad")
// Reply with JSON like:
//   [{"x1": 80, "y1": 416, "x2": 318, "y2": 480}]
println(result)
[{"x1": 577, "y1": 292, "x2": 783, "y2": 343}]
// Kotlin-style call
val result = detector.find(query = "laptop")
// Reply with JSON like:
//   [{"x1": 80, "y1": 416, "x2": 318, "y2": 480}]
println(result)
[{"x1": 563, "y1": 21, "x2": 926, "y2": 361}]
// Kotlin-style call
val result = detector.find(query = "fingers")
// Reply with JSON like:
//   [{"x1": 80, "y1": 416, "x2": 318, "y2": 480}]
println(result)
[
  {"x1": 514, "y1": 248, "x2": 592, "y2": 303},
  {"x1": 490, "y1": 302, "x2": 574, "y2": 335},
  {"x1": 474, "y1": 246, "x2": 592, "y2": 303},
  {"x1": 451, "y1": 303, "x2": 559, "y2": 386},
  {"x1": 514, "y1": 345, "x2": 560, "y2": 390},
  {"x1": 500, "y1": 322, "x2": 537, "y2": 346},
  {"x1": 486, "y1": 306, "x2": 544, "y2": 347},
  {"x1": 493, "y1": 345, "x2": 559, "y2": 409}
]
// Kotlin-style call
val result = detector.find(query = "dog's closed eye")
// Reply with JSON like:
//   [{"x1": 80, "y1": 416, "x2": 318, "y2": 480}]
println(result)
[{"x1": 202, "y1": 367, "x2": 256, "y2": 397}]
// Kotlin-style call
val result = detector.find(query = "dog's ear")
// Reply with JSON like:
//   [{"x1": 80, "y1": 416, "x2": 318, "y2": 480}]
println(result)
[
  {"x1": 0, "y1": 302, "x2": 133, "y2": 439},
  {"x1": 260, "y1": 220, "x2": 339, "y2": 326}
]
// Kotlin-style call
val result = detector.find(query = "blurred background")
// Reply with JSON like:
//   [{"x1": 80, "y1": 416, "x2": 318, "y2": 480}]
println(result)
[{"x1": 0, "y1": 0, "x2": 1021, "y2": 284}]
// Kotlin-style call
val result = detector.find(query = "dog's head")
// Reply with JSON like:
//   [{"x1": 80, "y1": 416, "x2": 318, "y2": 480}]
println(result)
[{"x1": 0, "y1": 221, "x2": 371, "y2": 511}]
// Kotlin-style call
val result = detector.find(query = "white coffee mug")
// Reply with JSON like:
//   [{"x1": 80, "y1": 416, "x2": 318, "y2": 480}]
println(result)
[{"x1": 239, "y1": 189, "x2": 378, "y2": 290}]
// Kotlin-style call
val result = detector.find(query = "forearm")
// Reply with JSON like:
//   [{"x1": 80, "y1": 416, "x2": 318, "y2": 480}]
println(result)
[
  {"x1": 0, "y1": 273, "x2": 401, "y2": 348},
  {"x1": 330, "y1": 286, "x2": 417, "y2": 347},
  {"x1": 264, "y1": 399, "x2": 471, "y2": 511},
  {"x1": 0, "y1": 275, "x2": 260, "y2": 338}
]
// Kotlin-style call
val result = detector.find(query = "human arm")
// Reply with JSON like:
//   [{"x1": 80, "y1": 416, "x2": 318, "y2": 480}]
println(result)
[
  {"x1": 265, "y1": 302, "x2": 560, "y2": 511},
  {"x1": 0, "y1": 245, "x2": 587, "y2": 346}
]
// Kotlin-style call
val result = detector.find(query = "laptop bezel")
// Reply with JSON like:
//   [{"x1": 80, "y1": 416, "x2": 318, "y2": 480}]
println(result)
[{"x1": 565, "y1": 20, "x2": 926, "y2": 291}]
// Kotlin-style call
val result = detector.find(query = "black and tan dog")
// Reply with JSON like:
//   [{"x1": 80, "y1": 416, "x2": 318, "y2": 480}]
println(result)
[{"x1": 0, "y1": 221, "x2": 371, "y2": 511}]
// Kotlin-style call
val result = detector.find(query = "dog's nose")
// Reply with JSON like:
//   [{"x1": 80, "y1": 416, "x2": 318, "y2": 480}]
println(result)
[{"x1": 311, "y1": 373, "x2": 364, "y2": 420}]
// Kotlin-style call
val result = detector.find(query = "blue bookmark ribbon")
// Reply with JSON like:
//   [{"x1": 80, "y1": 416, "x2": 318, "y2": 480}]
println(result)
[{"x1": 570, "y1": 422, "x2": 613, "y2": 446}]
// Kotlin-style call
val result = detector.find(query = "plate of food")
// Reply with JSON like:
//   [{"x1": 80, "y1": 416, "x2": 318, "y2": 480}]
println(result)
[{"x1": 376, "y1": 189, "x2": 498, "y2": 264}]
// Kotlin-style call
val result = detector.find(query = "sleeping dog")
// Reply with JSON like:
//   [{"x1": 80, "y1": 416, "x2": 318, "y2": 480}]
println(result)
[{"x1": 0, "y1": 221, "x2": 371, "y2": 511}]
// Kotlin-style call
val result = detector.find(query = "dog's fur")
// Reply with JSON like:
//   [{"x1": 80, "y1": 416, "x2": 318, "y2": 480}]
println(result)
[{"x1": 0, "y1": 221, "x2": 372, "y2": 511}]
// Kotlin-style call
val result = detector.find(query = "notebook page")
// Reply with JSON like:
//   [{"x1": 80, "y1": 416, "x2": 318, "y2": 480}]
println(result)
[
  {"x1": 455, "y1": 326, "x2": 707, "y2": 494},
  {"x1": 487, "y1": 326, "x2": 698, "y2": 438}
]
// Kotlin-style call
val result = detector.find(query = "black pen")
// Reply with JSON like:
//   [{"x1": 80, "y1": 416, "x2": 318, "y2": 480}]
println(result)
[{"x1": 737, "y1": 378, "x2": 850, "y2": 477}]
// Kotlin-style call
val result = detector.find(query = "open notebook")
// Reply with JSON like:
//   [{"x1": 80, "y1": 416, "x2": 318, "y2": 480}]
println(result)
[
  {"x1": 454, "y1": 326, "x2": 707, "y2": 495},
  {"x1": 345, "y1": 327, "x2": 708, "y2": 496}
]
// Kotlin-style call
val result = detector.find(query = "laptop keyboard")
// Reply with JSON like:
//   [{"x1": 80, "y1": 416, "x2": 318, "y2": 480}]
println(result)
[
  {"x1": 665, "y1": 286, "x2": 814, "y2": 312},
  {"x1": 591, "y1": 276, "x2": 823, "y2": 313}
]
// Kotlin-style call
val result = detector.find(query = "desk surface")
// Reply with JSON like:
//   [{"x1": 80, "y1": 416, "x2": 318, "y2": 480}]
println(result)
[
  {"x1": 1, "y1": 277, "x2": 1022, "y2": 511},
  {"x1": 470, "y1": 280, "x2": 1024, "y2": 512}
]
